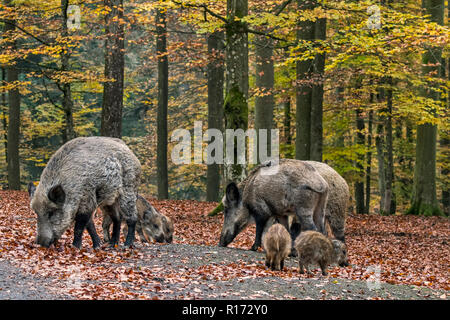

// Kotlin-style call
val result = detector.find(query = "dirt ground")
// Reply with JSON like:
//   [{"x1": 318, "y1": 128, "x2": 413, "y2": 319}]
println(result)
[{"x1": 0, "y1": 242, "x2": 447, "y2": 300}]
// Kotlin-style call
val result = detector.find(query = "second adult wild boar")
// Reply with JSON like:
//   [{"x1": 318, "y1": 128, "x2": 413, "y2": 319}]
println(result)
[
  {"x1": 219, "y1": 159, "x2": 329, "y2": 251},
  {"x1": 29, "y1": 137, "x2": 141, "y2": 249},
  {"x1": 103, "y1": 194, "x2": 174, "y2": 243}
]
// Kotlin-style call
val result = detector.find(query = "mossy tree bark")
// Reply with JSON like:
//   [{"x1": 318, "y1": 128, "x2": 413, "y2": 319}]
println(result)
[
  {"x1": 408, "y1": 0, "x2": 444, "y2": 216},
  {"x1": 224, "y1": 0, "x2": 248, "y2": 184}
]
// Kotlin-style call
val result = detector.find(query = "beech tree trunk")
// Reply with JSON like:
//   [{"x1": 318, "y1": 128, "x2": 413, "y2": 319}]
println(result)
[
  {"x1": 295, "y1": 0, "x2": 315, "y2": 160},
  {"x1": 310, "y1": 16, "x2": 326, "y2": 162},
  {"x1": 206, "y1": 31, "x2": 224, "y2": 202},
  {"x1": 355, "y1": 107, "x2": 365, "y2": 214},
  {"x1": 61, "y1": 0, "x2": 75, "y2": 143},
  {"x1": 224, "y1": 0, "x2": 248, "y2": 184},
  {"x1": 254, "y1": 35, "x2": 274, "y2": 163},
  {"x1": 4, "y1": 7, "x2": 21, "y2": 190},
  {"x1": 101, "y1": 0, "x2": 124, "y2": 138},
  {"x1": 409, "y1": 0, "x2": 444, "y2": 216},
  {"x1": 365, "y1": 108, "x2": 373, "y2": 214},
  {"x1": 156, "y1": 5, "x2": 169, "y2": 199}
]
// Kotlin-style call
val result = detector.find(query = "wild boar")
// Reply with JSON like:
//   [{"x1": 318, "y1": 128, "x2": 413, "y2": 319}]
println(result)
[
  {"x1": 28, "y1": 136, "x2": 141, "y2": 249},
  {"x1": 219, "y1": 159, "x2": 329, "y2": 251},
  {"x1": 294, "y1": 230, "x2": 348, "y2": 276},
  {"x1": 292, "y1": 161, "x2": 350, "y2": 243},
  {"x1": 262, "y1": 223, "x2": 291, "y2": 271},
  {"x1": 103, "y1": 194, "x2": 174, "y2": 243}
]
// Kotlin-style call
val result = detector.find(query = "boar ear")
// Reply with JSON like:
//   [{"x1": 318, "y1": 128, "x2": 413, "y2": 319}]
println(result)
[
  {"x1": 225, "y1": 182, "x2": 240, "y2": 205},
  {"x1": 27, "y1": 182, "x2": 36, "y2": 198},
  {"x1": 48, "y1": 185, "x2": 66, "y2": 204}
]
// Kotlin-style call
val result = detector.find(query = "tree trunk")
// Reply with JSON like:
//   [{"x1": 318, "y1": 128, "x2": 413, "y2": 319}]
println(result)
[
  {"x1": 284, "y1": 97, "x2": 292, "y2": 146},
  {"x1": 295, "y1": 0, "x2": 315, "y2": 160},
  {"x1": 156, "y1": 4, "x2": 169, "y2": 199},
  {"x1": 409, "y1": 0, "x2": 444, "y2": 216},
  {"x1": 206, "y1": 31, "x2": 224, "y2": 202},
  {"x1": 224, "y1": 0, "x2": 248, "y2": 184},
  {"x1": 310, "y1": 16, "x2": 326, "y2": 162},
  {"x1": 383, "y1": 85, "x2": 395, "y2": 214},
  {"x1": 355, "y1": 107, "x2": 365, "y2": 214},
  {"x1": 365, "y1": 108, "x2": 373, "y2": 214},
  {"x1": 1, "y1": 68, "x2": 7, "y2": 163},
  {"x1": 254, "y1": 35, "x2": 274, "y2": 163},
  {"x1": 4, "y1": 9, "x2": 21, "y2": 190},
  {"x1": 61, "y1": 0, "x2": 75, "y2": 143},
  {"x1": 101, "y1": 0, "x2": 124, "y2": 138},
  {"x1": 376, "y1": 113, "x2": 386, "y2": 213},
  {"x1": 441, "y1": 2, "x2": 449, "y2": 216}
]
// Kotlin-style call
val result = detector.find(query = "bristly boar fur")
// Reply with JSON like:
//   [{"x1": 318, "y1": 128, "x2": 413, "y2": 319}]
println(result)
[
  {"x1": 288, "y1": 161, "x2": 349, "y2": 259},
  {"x1": 294, "y1": 231, "x2": 348, "y2": 276},
  {"x1": 29, "y1": 136, "x2": 141, "y2": 249},
  {"x1": 262, "y1": 223, "x2": 291, "y2": 271},
  {"x1": 103, "y1": 194, "x2": 174, "y2": 243},
  {"x1": 219, "y1": 159, "x2": 329, "y2": 252},
  {"x1": 305, "y1": 161, "x2": 349, "y2": 243}
]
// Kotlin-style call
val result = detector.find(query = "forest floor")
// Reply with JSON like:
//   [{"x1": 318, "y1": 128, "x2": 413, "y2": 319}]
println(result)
[{"x1": 0, "y1": 191, "x2": 448, "y2": 300}]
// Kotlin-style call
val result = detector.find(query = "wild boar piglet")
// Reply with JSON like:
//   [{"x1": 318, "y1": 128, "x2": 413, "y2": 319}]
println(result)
[
  {"x1": 295, "y1": 231, "x2": 348, "y2": 276},
  {"x1": 262, "y1": 223, "x2": 291, "y2": 271}
]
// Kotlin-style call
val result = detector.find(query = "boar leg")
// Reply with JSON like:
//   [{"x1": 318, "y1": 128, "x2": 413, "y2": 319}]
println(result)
[
  {"x1": 251, "y1": 216, "x2": 268, "y2": 251},
  {"x1": 313, "y1": 193, "x2": 327, "y2": 236},
  {"x1": 295, "y1": 207, "x2": 317, "y2": 233},
  {"x1": 278, "y1": 216, "x2": 297, "y2": 257},
  {"x1": 86, "y1": 218, "x2": 101, "y2": 249},
  {"x1": 102, "y1": 213, "x2": 113, "y2": 243},
  {"x1": 72, "y1": 213, "x2": 91, "y2": 249},
  {"x1": 102, "y1": 204, "x2": 121, "y2": 247},
  {"x1": 298, "y1": 260, "x2": 304, "y2": 274},
  {"x1": 119, "y1": 194, "x2": 138, "y2": 248},
  {"x1": 319, "y1": 260, "x2": 328, "y2": 276}
]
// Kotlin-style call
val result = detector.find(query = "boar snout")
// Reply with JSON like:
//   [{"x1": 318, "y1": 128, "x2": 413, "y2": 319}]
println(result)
[
  {"x1": 339, "y1": 260, "x2": 349, "y2": 267},
  {"x1": 154, "y1": 234, "x2": 165, "y2": 243},
  {"x1": 219, "y1": 232, "x2": 233, "y2": 247},
  {"x1": 36, "y1": 234, "x2": 56, "y2": 248}
]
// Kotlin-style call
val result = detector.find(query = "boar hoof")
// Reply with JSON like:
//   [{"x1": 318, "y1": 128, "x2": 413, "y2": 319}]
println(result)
[
  {"x1": 72, "y1": 243, "x2": 82, "y2": 250},
  {"x1": 250, "y1": 244, "x2": 259, "y2": 251},
  {"x1": 289, "y1": 248, "x2": 298, "y2": 257}
]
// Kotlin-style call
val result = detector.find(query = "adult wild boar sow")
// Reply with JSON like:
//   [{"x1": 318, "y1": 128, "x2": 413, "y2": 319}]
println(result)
[
  {"x1": 103, "y1": 194, "x2": 174, "y2": 243},
  {"x1": 219, "y1": 159, "x2": 329, "y2": 251},
  {"x1": 28, "y1": 137, "x2": 141, "y2": 249},
  {"x1": 262, "y1": 223, "x2": 291, "y2": 271}
]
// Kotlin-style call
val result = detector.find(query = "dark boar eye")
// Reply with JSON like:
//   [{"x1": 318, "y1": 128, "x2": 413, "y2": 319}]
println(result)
[{"x1": 153, "y1": 224, "x2": 159, "y2": 229}]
